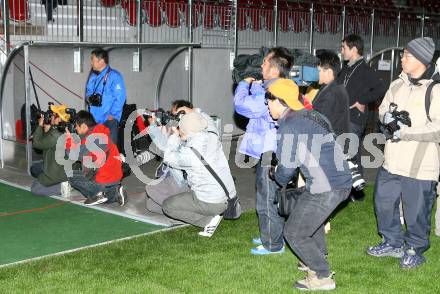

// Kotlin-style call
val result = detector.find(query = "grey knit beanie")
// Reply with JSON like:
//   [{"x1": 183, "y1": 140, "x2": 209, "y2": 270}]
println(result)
[
  {"x1": 178, "y1": 112, "x2": 208, "y2": 135},
  {"x1": 406, "y1": 37, "x2": 435, "y2": 65}
]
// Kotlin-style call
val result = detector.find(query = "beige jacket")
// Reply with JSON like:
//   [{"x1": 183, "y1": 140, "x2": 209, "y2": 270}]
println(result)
[{"x1": 379, "y1": 71, "x2": 440, "y2": 181}]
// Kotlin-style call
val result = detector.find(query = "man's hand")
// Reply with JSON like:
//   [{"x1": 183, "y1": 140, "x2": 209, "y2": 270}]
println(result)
[
  {"x1": 243, "y1": 77, "x2": 255, "y2": 84},
  {"x1": 350, "y1": 102, "x2": 365, "y2": 113},
  {"x1": 38, "y1": 115, "x2": 44, "y2": 127},
  {"x1": 147, "y1": 115, "x2": 156, "y2": 126},
  {"x1": 269, "y1": 165, "x2": 277, "y2": 181},
  {"x1": 43, "y1": 124, "x2": 51, "y2": 133}
]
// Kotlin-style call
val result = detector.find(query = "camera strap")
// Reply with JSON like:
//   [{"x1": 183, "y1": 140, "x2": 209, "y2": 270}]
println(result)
[
  {"x1": 190, "y1": 146, "x2": 231, "y2": 199},
  {"x1": 91, "y1": 67, "x2": 112, "y2": 96},
  {"x1": 424, "y1": 78, "x2": 440, "y2": 122}
]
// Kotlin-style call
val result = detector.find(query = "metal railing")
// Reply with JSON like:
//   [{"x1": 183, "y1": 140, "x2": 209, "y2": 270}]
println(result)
[{"x1": 1, "y1": 1, "x2": 440, "y2": 51}]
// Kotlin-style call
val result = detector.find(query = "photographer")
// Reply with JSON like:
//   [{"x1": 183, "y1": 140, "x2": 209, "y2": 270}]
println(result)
[
  {"x1": 267, "y1": 79, "x2": 351, "y2": 291},
  {"x1": 65, "y1": 110, "x2": 127, "y2": 206},
  {"x1": 30, "y1": 105, "x2": 70, "y2": 196},
  {"x1": 233, "y1": 47, "x2": 292, "y2": 255},
  {"x1": 86, "y1": 48, "x2": 126, "y2": 145},
  {"x1": 161, "y1": 112, "x2": 236, "y2": 237},
  {"x1": 367, "y1": 37, "x2": 440, "y2": 269},
  {"x1": 142, "y1": 100, "x2": 219, "y2": 214}
]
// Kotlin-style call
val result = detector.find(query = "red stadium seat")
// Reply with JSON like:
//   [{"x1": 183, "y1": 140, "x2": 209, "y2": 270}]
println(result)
[
  {"x1": 8, "y1": 0, "x2": 29, "y2": 22},
  {"x1": 142, "y1": 0, "x2": 163, "y2": 27},
  {"x1": 100, "y1": 0, "x2": 117, "y2": 7}
]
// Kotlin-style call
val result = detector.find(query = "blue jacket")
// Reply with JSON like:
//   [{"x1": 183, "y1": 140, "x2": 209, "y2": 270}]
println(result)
[
  {"x1": 86, "y1": 66, "x2": 126, "y2": 124},
  {"x1": 274, "y1": 109, "x2": 352, "y2": 194},
  {"x1": 233, "y1": 81, "x2": 277, "y2": 159}
]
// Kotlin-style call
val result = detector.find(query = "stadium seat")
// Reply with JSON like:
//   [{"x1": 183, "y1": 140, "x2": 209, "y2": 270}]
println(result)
[{"x1": 8, "y1": 0, "x2": 30, "y2": 22}]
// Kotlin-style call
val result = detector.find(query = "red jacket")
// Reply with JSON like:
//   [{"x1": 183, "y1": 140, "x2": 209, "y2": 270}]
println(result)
[{"x1": 66, "y1": 124, "x2": 122, "y2": 184}]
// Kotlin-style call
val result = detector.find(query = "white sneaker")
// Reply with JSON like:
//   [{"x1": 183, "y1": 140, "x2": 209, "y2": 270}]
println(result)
[
  {"x1": 198, "y1": 215, "x2": 223, "y2": 237},
  {"x1": 61, "y1": 181, "x2": 72, "y2": 198},
  {"x1": 136, "y1": 151, "x2": 154, "y2": 165}
]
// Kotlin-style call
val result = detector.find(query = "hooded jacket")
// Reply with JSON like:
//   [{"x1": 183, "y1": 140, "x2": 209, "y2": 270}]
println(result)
[
  {"x1": 163, "y1": 131, "x2": 236, "y2": 204},
  {"x1": 379, "y1": 67, "x2": 440, "y2": 181},
  {"x1": 66, "y1": 124, "x2": 122, "y2": 184}
]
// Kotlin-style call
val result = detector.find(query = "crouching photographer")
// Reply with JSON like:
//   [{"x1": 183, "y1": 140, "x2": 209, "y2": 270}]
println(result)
[
  {"x1": 65, "y1": 110, "x2": 127, "y2": 206},
  {"x1": 137, "y1": 100, "x2": 220, "y2": 215},
  {"x1": 161, "y1": 112, "x2": 236, "y2": 237},
  {"x1": 30, "y1": 104, "x2": 73, "y2": 197}
]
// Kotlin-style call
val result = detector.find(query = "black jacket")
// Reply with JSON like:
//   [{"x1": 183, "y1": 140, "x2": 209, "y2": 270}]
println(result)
[
  {"x1": 336, "y1": 58, "x2": 386, "y2": 127},
  {"x1": 312, "y1": 81, "x2": 350, "y2": 137}
]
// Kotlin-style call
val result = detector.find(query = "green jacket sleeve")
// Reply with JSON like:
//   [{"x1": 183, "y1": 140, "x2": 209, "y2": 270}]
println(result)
[{"x1": 32, "y1": 127, "x2": 61, "y2": 150}]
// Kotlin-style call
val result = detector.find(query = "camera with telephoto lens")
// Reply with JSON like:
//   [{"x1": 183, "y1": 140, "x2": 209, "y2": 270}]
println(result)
[
  {"x1": 57, "y1": 108, "x2": 77, "y2": 133},
  {"x1": 380, "y1": 103, "x2": 411, "y2": 141},
  {"x1": 37, "y1": 102, "x2": 55, "y2": 125},
  {"x1": 86, "y1": 93, "x2": 102, "y2": 107},
  {"x1": 144, "y1": 108, "x2": 185, "y2": 127}
]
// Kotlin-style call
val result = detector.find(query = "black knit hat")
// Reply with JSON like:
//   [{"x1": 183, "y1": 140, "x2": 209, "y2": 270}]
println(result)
[{"x1": 406, "y1": 37, "x2": 435, "y2": 65}]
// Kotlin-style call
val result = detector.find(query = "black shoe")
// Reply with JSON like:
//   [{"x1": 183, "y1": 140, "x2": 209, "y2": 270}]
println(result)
[
  {"x1": 350, "y1": 192, "x2": 365, "y2": 202},
  {"x1": 117, "y1": 186, "x2": 127, "y2": 207},
  {"x1": 84, "y1": 193, "x2": 108, "y2": 206}
]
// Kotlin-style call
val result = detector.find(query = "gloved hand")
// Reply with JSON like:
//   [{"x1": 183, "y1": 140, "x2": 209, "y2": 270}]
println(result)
[
  {"x1": 384, "y1": 120, "x2": 403, "y2": 141},
  {"x1": 382, "y1": 111, "x2": 395, "y2": 124}
]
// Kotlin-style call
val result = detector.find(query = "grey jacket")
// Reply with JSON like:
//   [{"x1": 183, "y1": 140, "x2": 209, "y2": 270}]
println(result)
[
  {"x1": 148, "y1": 108, "x2": 219, "y2": 187},
  {"x1": 163, "y1": 131, "x2": 236, "y2": 204}
]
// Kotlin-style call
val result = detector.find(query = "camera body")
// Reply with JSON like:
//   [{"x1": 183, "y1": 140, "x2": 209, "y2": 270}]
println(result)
[
  {"x1": 57, "y1": 108, "x2": 77, "y2": 133},
  {"x1": 380, "y1": 103, "x2": 411, "y2": 141},
  {"x1": 87, "y1": 93, "x2": 102, "y2": 107},
  {"x1": 144, "y1": 109, "x2": 185, "y2": 127},
  {"x1": 37, "y1": 102, "x2": 55, "y2": 125}
]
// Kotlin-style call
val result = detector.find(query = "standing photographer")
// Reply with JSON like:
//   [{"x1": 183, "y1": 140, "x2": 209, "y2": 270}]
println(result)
[
  {"x1": 367, "y1": 37, "x2": 440, "y2": 270},
  {"x1": 86, "y1": 48, "x2": 126, "y2": 145},
  {"x1": 30, "y1": 105, "x2": 70, "y2": 196}
]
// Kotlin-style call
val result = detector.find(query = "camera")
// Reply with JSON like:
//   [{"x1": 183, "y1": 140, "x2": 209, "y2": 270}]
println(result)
[
  {"x1": 87, "y1": 93, "x2": 102, "y2": 107},
  {"x1": 347, "y1": 159, "x2": 366, "y2": 191},
  {"x1": 57, "y1": 108, "x2": 77, "y2": 133},
  {"x1": 144, "y1": 109, "x2": 185, "y2": 127},
  {"x1": 36, "y1": 102, "x2": 55, "y2": 125},
  {"x1": 380, "y1": 103, "x2": 411, "y2": 141}
]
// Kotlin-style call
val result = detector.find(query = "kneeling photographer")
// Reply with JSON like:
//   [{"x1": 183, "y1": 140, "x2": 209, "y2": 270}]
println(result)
[
  {"x1": 161, "y1": 112, "x2": 236, "y2": 237},
  {"x1": 65, "y1": 110, "x2": 127, "y2": 206},
  {"x1": 31, "y1": 105, "x2": 73, "y2": 197},
  {"x1": 137, "y1": 100, "x2": 219, "y2": 215}
]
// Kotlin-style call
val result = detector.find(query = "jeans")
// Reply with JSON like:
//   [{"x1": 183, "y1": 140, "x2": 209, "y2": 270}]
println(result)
[
  {"x1": 374, "y1": 167, "x2": 437, "y2": 254},
  {"x1": 348, "y1": 122, "x2": 365, "y2": 177},
  {"x1": 256, "y1": 157, "x2": 284, "y2": 251},
  {"x1": 68, "y1": 170, "x2": 119, "y2": 203},
  {"x1": 104, "y1": 119, "x2": 119, "y2": 147},
  {"x1": 162, "y1": 191, "x2": 227, "y2": 227},
  {"x1": 284, "y1": 188, "x2": 350, "y2": 278}
]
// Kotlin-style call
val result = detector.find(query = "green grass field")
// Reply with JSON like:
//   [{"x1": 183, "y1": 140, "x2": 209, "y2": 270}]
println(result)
[{"x1": 1, "y1": 186, "x2": 439, "y2": 293}]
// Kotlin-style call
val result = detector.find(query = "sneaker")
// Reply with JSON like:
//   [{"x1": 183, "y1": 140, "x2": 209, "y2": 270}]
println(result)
[
  {"x1": 60, "y1": 181, "x2": 72, "y2": 198},
  {"x1": 297, "y1": 261, "x2": 309, "y2": 272},
  {"x1": 367, "y1": 241, "x2": 404, "y2": 258},
  {"x1": 198, "y1": 215, "x2": 223, "y2": 237},
  {"x1": 250, "y1": 245, "x2": 285, "y2": 255},
  {"x1": 348, "y1": 160, "x2": 366, "y2": 191},
  {"x1": 252, "y1": 237, "x2": 262, "y2": 245},
  {"x1": 400, "y1": 248, "x2": 426, "y2": 269},
  {"x1": 136, "y1": 151, "x2": 154, "y2": 166},
  {"x1": 294, "y1": 271, "x2": 336, "y2": 291},
  {"x1": 117, "y1": 186, "x2": 127, "y2": 207},
  {"x1": 84, "y1": 193, "x2": 108, "y2": 206}
]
